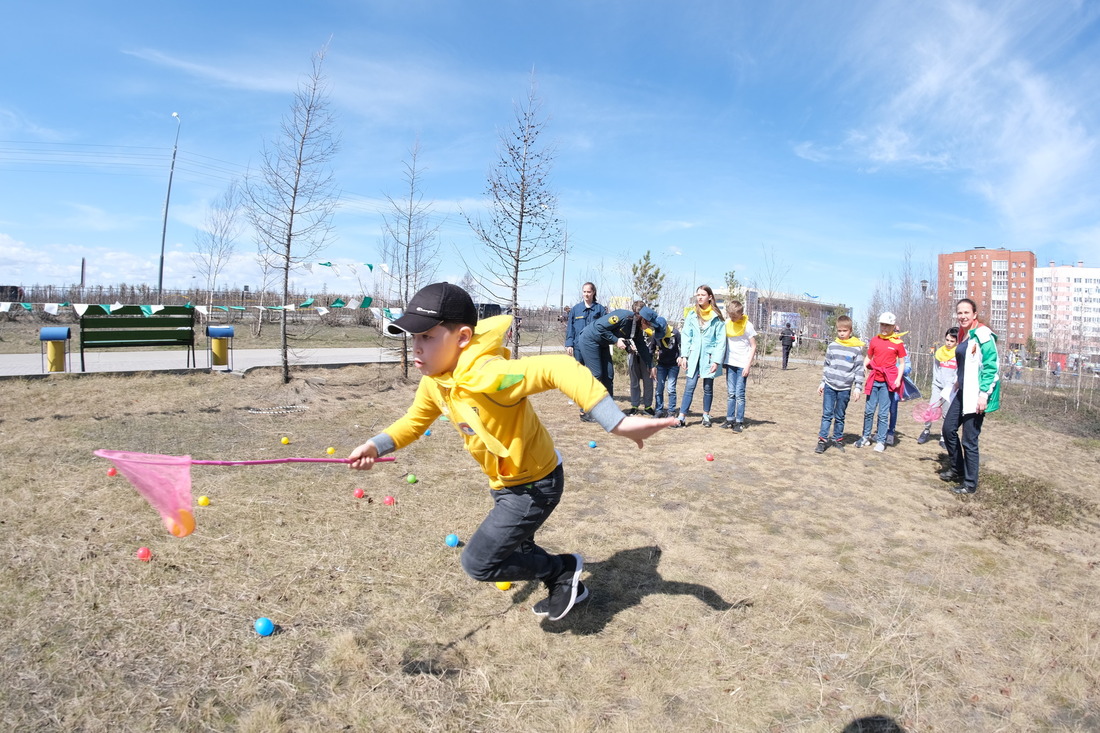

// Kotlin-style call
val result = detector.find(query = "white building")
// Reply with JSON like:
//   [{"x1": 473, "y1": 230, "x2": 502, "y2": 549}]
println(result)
[{"x1": 1032, "y1": 261, "x2": 1100, "y2": 364}]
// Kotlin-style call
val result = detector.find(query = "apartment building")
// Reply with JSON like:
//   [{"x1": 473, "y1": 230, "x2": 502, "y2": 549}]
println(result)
[
  {"x1": 1033, "y1": 260, "x2": 1100, "y2": 364},
  {"x1": 936, "y1": 247, "x2": 1036, "y2": 352}
]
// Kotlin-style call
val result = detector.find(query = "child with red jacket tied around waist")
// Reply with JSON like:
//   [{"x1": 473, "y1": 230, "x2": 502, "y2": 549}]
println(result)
[
  {"x1": 856, "y1": 312, "x2": 907, "y2": 452},
  {"x1": 348, "y1": 283, "x2": 675, "y2": 622}
]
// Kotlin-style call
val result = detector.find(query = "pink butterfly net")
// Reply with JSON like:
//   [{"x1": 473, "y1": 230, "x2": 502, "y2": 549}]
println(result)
[
  {"x1": 911, "y1": 402, "x2": 942, "y2": 424},
  {"x1": 96, "y1": 449, "x2": 394, "y2": 537}
]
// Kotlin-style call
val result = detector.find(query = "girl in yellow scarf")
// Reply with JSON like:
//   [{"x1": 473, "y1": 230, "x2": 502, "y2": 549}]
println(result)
[{"x1": 674, "y1": 285, "x2": 725, "y2": 428}]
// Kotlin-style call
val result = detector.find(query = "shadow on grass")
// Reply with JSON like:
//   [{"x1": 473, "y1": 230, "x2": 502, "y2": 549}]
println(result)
[{"x1": 542, "y1": 545, "x2": 751, "y2": 635}]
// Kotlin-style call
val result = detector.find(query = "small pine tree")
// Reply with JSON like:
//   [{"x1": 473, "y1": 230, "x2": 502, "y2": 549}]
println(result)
[{"x1": 631, "y1": 250, "x2": 664, "y2": 309}]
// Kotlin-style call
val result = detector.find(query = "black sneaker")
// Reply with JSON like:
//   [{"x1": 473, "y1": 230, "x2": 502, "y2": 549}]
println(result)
[
  {"x1": 938, "y1": 436, "x2": 946, "y2": 449},
  {"x1": 951, "y1": 485, "x2": 976, "y2": 495},
  {"x1": 544, "y1": 553, "x2": 585, "y2": 621},
  {"x1": 533, "y1": 581, "x2": 589, "y2": 617},
  {"x1": 626, "y1": 407, "x2": 639, "y2": 416},
  {"x1": 701, "y1": 415, "x2": 712, "y2": 428},
  {"x1": 655, "y1": 409, "x2": 666, "y2": 419},
  {"x1": 834, "y1": 438, "x2": 845, "y2": 452},
  {"x1": 886, "y1": 432, "x2": 896, "y2": 446},
  {"x1": 814, "y1": 438, "x2": 827, "y2": 454},
  {"x1": 939, "y1": 469, "x2": 960, "y2": 482},
  {"x1": 916, "y1": 428, "x2": 931, "y2": 445},
  {"x1": 733, "y1": 423, "x2": 744, "y2": 433},
  {"x1": 643, "y1": 406, "x2": 655, "y2": 417}
]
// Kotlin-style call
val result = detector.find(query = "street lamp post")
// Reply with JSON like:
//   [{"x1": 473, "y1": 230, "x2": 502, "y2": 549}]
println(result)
[{"x1": 157, "y1": 112, "x2": 181, "y2": 303}]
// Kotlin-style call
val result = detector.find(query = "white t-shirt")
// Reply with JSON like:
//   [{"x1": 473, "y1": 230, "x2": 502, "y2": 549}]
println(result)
[{"x1": 724, "y1": 321, "x2": 757, "y2": 369}]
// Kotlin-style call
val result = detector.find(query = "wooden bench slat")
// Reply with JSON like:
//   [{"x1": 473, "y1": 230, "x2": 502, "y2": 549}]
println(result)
[{"x1": 79, "y1": 307, "x2": 197, "y2": 372}]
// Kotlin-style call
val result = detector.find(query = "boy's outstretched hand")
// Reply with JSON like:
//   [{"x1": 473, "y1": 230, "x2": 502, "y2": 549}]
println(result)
[
  {"x1": 611, "y1": 416, "x2": 679, "y2": 448},
  {"x1": 348, "y1": 440, "x2": 379, "y2": 470}
]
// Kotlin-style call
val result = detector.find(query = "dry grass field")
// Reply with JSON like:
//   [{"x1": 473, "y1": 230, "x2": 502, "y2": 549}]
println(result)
[{"x1": 1, "y1": 358, "x2": 1098, "y2": 732}]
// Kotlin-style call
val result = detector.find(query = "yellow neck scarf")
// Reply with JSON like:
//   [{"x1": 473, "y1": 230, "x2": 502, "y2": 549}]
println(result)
[
  {"x1": 935, "y1": 344, "x2": 955, "y2": 363},
  {"x1": 725, "y1": 315, "x2": 747, "y2": 337},
  {"x1": 835, "y1": 336, "x2": 864, "y2": 347},
  {"x1": 877, "y1": 330, "x2": 908, "y2": 344},
  {"x1": 697, "y1": 304, "x2": 715, "y2": 322}
]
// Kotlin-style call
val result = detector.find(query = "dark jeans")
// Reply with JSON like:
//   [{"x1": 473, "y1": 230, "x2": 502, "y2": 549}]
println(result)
[
  {"x1": 782, "y1": 344, "x2": 792, "y2": 369},
  {"x1": 576, "y1": 340, "x2": 613, "y2": 394},
  {"x1": 655, "y1": 364, "x2": 679, "y2": 412},
  {"x1": 819, "y1": 385, "x2": 851, "y2": 440},
  {"x1": 681, "y1": 372, "x2": 714, "y2": 415},
  {"x1": 724, "y1": 366, "x2": 748, "y2": 423},
  {"x1": 460, "y1": 463, "x2": 565, "y2": 583},
  {"x1": 942, "y1": 397, "x2": 984, "y2": 489},
  {"x1": 862, "y1": 381, "x2": 891, "y2": 444}
]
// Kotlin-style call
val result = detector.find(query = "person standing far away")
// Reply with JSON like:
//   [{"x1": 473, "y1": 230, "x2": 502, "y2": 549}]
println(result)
[
  {"x1": 564, "y1": 282, "x2": 607, "y2": 422},
  {"x1": 672, "y1": 285, "x2": 725, "y2": 428},
  {"x1": 780, "y1": 323, "x2": 796, "y2": 370},
  {"x1": 939, "y1": 298, "x2": 1001, "y2": 495}
]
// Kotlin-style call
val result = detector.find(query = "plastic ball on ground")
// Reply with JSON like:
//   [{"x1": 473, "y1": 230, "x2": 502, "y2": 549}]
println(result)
[
  {"x1": 254, "y1": 617, "x2": 275, "y2": 636},
  {"x1": 136, "y1": 547, "x2": 151, "y2": 561},
  {"x1": 106, "y1": 466, "x2": 118, "y2": 477},
  {"x1": 406, "y1": 474, "x2": 418, "y2": 484},
  {"x1": 383, "y1": 495, "x2": 395, "y2": 505},
  {"x1": 425, "y1": 429, "x2": 432, "y2": 436},
  {"x1": 588, "y1": 440, "x2": 597, "y2": 448},
  {"x1": 197, "y1": 495, "x2": 210, "y2": 506},
  {"x1": 280, "y1": 436, "x2": 290, "y2": 445},
  {"x1": 705, "y1": 453, "x2": 714, "y2": 462},
  {"x1": 326, "y1": 447, "x2": 336, "y2": 455},
  {"x1": 353, "y1": 488, "x2": 365, "y2": 499},
  {"x1": 495, "y1": 581, "x2": 512, "y2": 591},
  {"x1": 445, "y1": 533, "x2": 459, "y2": 547}
]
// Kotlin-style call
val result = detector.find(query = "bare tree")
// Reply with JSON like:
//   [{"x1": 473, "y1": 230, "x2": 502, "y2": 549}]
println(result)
[
  {"x1": 380, "y1": 140, "x2": 441, "y2": 378},
  {"x1": 244, "y1": 45, "x2": 339, "y2": 383},
  {"x1": 464, "y1": 79, "x2": 563, "y2": 355},
  {"x1": 192, "y1": 181, "x2": 243, "y2": 309},
  {"x1": 752, "y1": 245, "x2": 792, "y2": 362}
]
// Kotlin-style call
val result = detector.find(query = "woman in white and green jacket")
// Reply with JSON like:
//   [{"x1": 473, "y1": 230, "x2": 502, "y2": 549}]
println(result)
[{"x1": 940, "y1": 298, "x2": 1001, "y2": 495}]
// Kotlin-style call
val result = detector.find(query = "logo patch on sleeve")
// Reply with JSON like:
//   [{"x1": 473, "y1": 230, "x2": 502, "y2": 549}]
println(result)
[{"x1": 608, "y1": 315, "x2": 619, "y2": 325}]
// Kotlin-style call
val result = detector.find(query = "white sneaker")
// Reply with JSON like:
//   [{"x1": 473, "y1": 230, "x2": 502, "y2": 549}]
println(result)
[{"x1": 873, "y1": 442, "x2": 885, "y2": 453}]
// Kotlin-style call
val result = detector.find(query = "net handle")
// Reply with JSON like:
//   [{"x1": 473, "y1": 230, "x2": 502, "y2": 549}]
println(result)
[{"x1": 191, "y1": 456, "x2": 396, "y2": 466}]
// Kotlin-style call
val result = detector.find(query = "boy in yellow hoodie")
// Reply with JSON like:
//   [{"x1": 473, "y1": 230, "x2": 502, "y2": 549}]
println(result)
[{"x1": 348, "y1": 283, "x2": 675, "y2": 621}]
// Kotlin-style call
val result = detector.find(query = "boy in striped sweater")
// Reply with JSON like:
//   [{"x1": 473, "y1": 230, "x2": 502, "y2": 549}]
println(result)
[{"x1": 815, "y1": 315, "x2": 865, "y2": 454}]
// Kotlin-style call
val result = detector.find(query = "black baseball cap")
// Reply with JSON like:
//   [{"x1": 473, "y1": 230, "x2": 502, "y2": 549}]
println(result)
[{"x1": 386, "y1": 282, "x2": 478, "y2": 335}]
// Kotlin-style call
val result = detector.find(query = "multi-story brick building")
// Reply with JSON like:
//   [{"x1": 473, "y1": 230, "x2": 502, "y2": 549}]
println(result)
[{"x1": 936, "y1": 247, "x2": 1036, "y2": 352}]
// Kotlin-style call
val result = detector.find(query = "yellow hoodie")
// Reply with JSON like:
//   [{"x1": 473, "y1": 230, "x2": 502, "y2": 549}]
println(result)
[{"x1": 376, "y1": 315, "x2": 612, "y2": 489}]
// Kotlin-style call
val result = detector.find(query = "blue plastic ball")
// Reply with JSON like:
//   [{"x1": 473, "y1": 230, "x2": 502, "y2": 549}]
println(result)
[
  {"x1": 254, "y1": 617, "x2": 275, "y2": 636},
  {"x1": 445, "y1": 533, "x2": 460, "y2": 548},
  {"x1": 425, "y1": 429, "x2": 432, "y2": 436},
  {"x1": 588, "y1": 440, "x2": 597, "y2": 448}
]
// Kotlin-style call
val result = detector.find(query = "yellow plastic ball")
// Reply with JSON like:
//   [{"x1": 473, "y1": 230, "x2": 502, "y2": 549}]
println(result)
[
  {"x1": 197, "y1": 496, "x2": 210, "y2": 507},
  {"x1": 495, "y1": 581, "x2": 512, "y2": 591},
  {"x1": 326, "y1": 447, "x2": 336, "y2": 455},
  {"x1": 280, "y1": 436, "x2": 290, "y2": 445}
]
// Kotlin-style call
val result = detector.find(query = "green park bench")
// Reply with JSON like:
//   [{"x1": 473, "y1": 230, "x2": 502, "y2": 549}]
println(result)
[{"x1": 78, "y1": 305, "x2": 197, "y2": 372}]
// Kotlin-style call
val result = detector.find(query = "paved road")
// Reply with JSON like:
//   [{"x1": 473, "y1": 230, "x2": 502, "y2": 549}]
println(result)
[
  {"x1": 1, "y1": 342, "x2": 568, "y2": 379},
  {"x1": 0, "y1": 347, "x2": 402, "y2": 379}
]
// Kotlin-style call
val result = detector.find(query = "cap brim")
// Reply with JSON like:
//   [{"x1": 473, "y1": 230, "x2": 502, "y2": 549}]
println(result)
[{"x1": 386, "y1": 312, "x2": 441, "y2": 335}]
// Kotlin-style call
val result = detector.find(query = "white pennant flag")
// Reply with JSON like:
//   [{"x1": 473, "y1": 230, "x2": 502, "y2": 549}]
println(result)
[
  {"x1": 44, "y1": 303, "x2": 60, "y2": 315},
  {"x1": 73, "y1": 304, "x2": 90, "y2": 317},
  {"x1": 316, "y1": 307, "x2": 329, "y2": 316}
]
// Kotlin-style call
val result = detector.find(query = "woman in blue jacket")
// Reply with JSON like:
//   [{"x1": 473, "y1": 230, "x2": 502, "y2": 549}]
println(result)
[{"x1": 673, "y1": 285, "x2": 725, "y2": 427}]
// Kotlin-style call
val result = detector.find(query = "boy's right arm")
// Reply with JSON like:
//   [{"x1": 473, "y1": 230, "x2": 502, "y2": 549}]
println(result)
[{"x1": 348, "y1": 379, "x2": 440, "y2": 470}]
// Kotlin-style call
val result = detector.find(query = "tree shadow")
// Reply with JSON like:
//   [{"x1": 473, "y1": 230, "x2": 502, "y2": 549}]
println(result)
[{"x1": 542, "y1": 545, "x2": 750, "y2": 635}]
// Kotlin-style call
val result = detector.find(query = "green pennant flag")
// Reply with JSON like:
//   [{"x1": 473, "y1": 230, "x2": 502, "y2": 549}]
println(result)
[
  {"x1": 229, "y1": 306, "x2": 245, "y2": 311},
  {"x1": 299, "y1": 298, "x2": 315, "y2": 308},
  {"x1": 363, "y1": 263, "x2": 374, "y2": 271},
  {"x1": 60, "y1": 301, "x2": 71, "y2": 307},
  {"x1": 268, "y1": 305, "x2": 284, "y2": 310},
  {"x1": 358, "y1": 296, "x2": 373, "y2": 309},
  {"x1": 383, "y1": 307, "x2": 394, "y2": 320},
  {"x1": 213, "y1": 305, "x2": 229, "y2": 312},
  {"x1": 139, "y1": 305, "x2": 154, "y2": 316},
  {"x1": 331, "y1": 298, "x2": 346, "y2": 308},
  {"x1": 19, "y1": 303, "x2": 32, "y2": 311}
]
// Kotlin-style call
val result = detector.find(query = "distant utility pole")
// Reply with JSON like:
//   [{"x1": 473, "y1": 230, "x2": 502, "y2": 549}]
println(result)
[{"x1": 157, "y1": 112, "x2": 181, "y2": 303}]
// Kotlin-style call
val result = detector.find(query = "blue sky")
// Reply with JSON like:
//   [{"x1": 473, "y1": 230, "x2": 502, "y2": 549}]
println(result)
[{"x1": 2, "y1": 0, "x2": 1098, "y2": 319}]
